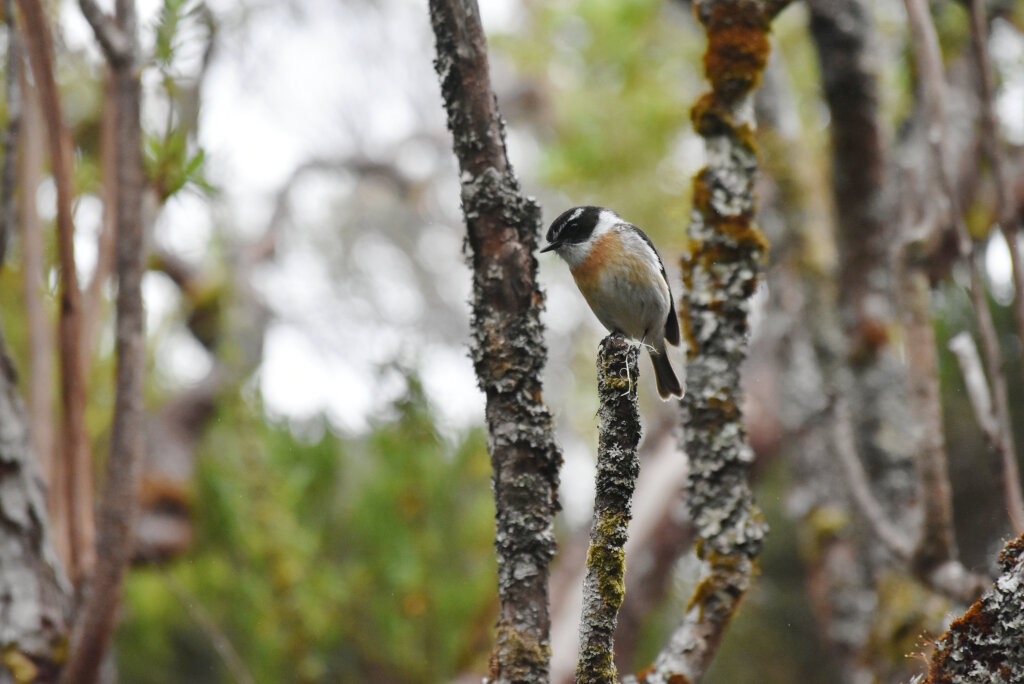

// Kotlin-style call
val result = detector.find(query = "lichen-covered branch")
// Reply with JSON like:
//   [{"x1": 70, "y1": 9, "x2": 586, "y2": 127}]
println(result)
[
  {"x1": 428, "y1": 1, "x2": 562, "y2": 682},
  {"x1": 915, "y1": 534, "x2": 1024, "y2": 683},
  {"x1": 576, "y1": 336, "x2": 641, "y2": 684},
  {"x1": 632, "y1": 0, "x2": 782, "y2": 680},
  {"x1": 0, "y1": 331, "x2": 70, "y2": 684}
]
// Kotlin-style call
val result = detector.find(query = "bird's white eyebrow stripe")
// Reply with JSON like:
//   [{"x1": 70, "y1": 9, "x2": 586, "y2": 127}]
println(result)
[{"x1": 569, "y1": 207, "x2": 584, "y2": 222}]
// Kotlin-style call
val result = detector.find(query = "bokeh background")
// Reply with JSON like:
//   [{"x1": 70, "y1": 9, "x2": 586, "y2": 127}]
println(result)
[{"x1": 4, "y1": 0, "x2": 1024, "y2": 681}]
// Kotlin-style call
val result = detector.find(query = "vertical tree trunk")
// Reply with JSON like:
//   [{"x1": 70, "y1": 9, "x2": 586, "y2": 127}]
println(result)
[
  {"x1": 0, "y1": 335, "x2": 70, "y2": 683},
  {"x1": 428, "y1": 1, "x2": 562, "y2": 681}
]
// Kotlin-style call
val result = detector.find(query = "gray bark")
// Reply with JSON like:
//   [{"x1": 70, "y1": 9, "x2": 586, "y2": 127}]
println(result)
[
  {"x1": 915, "y1": 534, "x2": 1024, "y2": 683},
  {"x1": 576, "y1": 336, "x2": 641, "y2": 684},
  {"x1": 0, "y1": 335, "x2": 70, "y2": 683},
  {"x1": 429, "y1": 1, "x2": 562, "y2": 681}
]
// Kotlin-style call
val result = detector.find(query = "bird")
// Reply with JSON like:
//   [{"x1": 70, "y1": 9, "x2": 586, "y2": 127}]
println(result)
[{"x1": 541, "y1": 206, "x2": 683, "y2": 399}]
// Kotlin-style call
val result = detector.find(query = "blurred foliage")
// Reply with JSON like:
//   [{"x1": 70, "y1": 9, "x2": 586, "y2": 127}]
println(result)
[
  {"x1": 147, "y1": 0, "x2": 216, "y2": 200},
  {"x1": 118, "y1": 376, "x2": 497, "y2": 683},
  {"x1": 496, "y1": 0, "x2": 702, "y2": 244}
]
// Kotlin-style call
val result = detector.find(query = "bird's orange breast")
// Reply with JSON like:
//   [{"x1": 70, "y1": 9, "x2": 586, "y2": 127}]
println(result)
[{"x1": 570, "y1": 231, "x2": 654, "y2": 292}]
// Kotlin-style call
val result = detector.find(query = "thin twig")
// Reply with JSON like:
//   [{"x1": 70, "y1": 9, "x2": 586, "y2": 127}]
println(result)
[
  {"x1": 161, "y1": 571, "x2": 256, "y2": 684},
  {"x1": 903, "y1": 0, "x2": 1024, "y2": 535},
  {"x1": 17, "y1": 0, "x2": 95, "y2": 585},
  {"x1": 834, "y1": 395, "x2": 986, "y2": 602},
  {"x1": 576, "y1": 336, "x2": 641, "y2": 684},
  {"x1": 832, "y1": 396, "x2": 914, "y2": 560},
  {"x1": 966, "y1": 0, "x2": 1024, "y2": 530},
  {"x1": 949, "y1": 332, "x2": 1001, "y2": 443},
  {"x1": 77, "y1": 0, "x2": 131, "y2": 65},
  {"x1": 967, "y1": 0, "x2": 1024, "y2": 357},
  {"x1": 901, "y1": 264, "x2": 958, "y2": 566}
]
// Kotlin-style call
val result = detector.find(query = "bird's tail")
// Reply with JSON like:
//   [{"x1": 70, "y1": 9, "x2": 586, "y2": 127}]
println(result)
[{"x1": 650, "y1": 348, "x2": 683, "y2": 400}]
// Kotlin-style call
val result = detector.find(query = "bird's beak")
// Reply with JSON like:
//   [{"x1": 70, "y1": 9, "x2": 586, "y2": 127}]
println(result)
[{"x1": 540, "y1": 241, "x2": 560, "y2": 253}]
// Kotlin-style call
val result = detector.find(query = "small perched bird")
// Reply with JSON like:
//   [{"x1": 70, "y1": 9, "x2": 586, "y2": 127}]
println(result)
[{"x1": 541, "y1": 206, "x2": 683, "y2": 399}]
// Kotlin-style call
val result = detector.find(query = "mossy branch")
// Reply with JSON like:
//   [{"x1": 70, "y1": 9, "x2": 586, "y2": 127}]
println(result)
[
  {"x1": 576, "y1": 335, "x2": 642, "y2": 684},
  {"x1": 631, "y1": 0, "x2": 783, "y2": 680}
]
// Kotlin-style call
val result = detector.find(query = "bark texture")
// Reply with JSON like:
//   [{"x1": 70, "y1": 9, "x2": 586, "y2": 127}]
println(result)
[
  {"x1": 631, "y1": 1, "x2": 783, "y2": 680},
  {"x1": 429, "y1": 1, "x2": 562, "y2": 681},
  {"x1": 0, "y1": 336, "x2": 69, "y2": 684},
  {"x1": 576, "y1": 336, "x2": 641, "y2": 684},
  {"x1": 918, "y1": 534, "x2": 1024, "y2": 683},
  {"x1": 62, "y1": 2, "x2": 147, "y2": 681}
]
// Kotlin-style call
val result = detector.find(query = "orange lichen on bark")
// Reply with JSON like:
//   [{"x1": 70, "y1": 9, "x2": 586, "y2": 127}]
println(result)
[{"x1": 698, "y1": 2, "x2": 772, "y2": 101}]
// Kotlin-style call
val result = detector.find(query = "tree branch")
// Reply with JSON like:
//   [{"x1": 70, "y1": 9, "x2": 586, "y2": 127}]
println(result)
[
  {"x1": 576, "y1": 336, "x2": 641, "y2": 684},
  {"x1": 806, "y1": 0, "x2": 888, "y2": 345},
  {"x1": 918, "y1": 534, "x2": 1024, "y2": 682},
  {"x1": 17, "y1": 0, "x2": 95, "y2": 585},
  {"x1": 77, "y1": 0, "x2": 131, "y2": 66},
  {"x1": 949, "y1": 332, "x2": 1001, "y2": 444},
  {"x1": 967, "y1": 0, "x2": 1024, "y2": 360},
  {"x1": 62, "y1": 0, "x2": 145, "y2": 680},
  {"x1": 903, "y1": 0, "x2": 1024, "y2": 535},
  {"x1": 428, "y1": 1, "x2": 562, "y2": 682},
  {"x1": 0, "y1": 327, "x2": 70, "y2": 684},
  {"x1": 635, "y1": 0, "x2": 781, "y2": 679},
  {"x1": 900, "y1": 264, "x2": 958, "y2": 568},
  {"x1": 831, "y1": 396, "x2": 914, "y2": 560},
  {"x1": 17, "y1": 66, "x2": 56, "y2": 534},
  {"x1": 83, "y1": 72, "x2": 120, "y2": 361}
]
